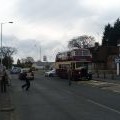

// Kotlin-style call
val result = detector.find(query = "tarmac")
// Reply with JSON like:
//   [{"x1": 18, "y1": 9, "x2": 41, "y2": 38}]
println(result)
[{"x1": 0, "y1": 74, "x2": 120, "y2": 120}]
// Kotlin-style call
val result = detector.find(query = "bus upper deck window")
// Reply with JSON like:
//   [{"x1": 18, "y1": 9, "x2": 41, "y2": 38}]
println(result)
[{"x1": 83, "y1": 50, "x2": 90, "y2": 56}]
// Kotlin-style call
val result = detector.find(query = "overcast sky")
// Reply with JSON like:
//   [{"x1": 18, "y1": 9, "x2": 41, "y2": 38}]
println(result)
[{"x1": 0, "y1": 0, "x2": 120, "y2": 63}]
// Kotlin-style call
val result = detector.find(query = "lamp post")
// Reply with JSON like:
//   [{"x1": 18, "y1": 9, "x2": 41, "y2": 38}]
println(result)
[
  {"x1": 0, "y1": 22, "x2": 13, "y2": 66},
  {"x1": 40, "y1": 43, "x2": 41, "y2": 61},
  {"x1": 34, "y1": 43, "x2": 42, "y2": 62}
]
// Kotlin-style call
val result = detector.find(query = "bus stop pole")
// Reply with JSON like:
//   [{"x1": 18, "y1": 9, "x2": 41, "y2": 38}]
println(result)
[
  {"x1": 117, "y1": 44, "x2": 120, "y2": 76},
  {"x1": 117, "y1": 63, "x2": 119, "y2": 76}
]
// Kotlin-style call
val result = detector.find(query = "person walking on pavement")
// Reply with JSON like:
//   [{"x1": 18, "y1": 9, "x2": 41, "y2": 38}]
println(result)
[
  {"x1": 1, "y1": 67, "x2": 7, "y2": 93},
  {"x1": 21, "y1": 71, "x2": 30, "y2": 91}
]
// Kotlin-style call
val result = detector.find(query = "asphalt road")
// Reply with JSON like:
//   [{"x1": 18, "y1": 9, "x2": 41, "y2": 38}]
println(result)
[{"x1": 10, "y1": 72, "x2": 120, "y2": 120}]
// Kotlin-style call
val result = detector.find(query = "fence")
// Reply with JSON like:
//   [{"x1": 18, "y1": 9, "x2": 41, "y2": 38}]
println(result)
[{"x1": 92, "y1": 70, "x2": 119, "y2": 80}]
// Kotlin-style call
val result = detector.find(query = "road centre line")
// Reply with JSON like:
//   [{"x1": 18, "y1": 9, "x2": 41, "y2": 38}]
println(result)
[{"x1": 87, "y1": 99, "x2": 120, "y2": 115}]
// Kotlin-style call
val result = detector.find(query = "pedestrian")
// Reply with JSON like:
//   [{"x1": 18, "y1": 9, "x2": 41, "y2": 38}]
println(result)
[
  {"x1": 1, "y1": 67, "x2": 7, "y2": 93},
  {"x1": 21, "y1": 71, "x2": 30, "y2": 91}
]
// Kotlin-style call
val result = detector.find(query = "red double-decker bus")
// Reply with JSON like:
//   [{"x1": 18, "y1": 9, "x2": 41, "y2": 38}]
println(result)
[{"x1": 55, "y1": 48, "x2": 92, "y2": 80}]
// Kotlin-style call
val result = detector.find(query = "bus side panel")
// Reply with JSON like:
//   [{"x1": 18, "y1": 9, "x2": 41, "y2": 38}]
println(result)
[{"x1": 56, "y1": 69, "x2": 68, "y2": 79}]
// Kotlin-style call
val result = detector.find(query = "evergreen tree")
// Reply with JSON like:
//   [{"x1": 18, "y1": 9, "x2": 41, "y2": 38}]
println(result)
[
  {"x1": 112, "y1": 18, "x2": 120, "y2": 45},
  {"x1": 102, "y1": 18, "x2": 120, "y2": 46},
  {"x1": 102, "y1": 23, "x2": 113, "y2": 46}
]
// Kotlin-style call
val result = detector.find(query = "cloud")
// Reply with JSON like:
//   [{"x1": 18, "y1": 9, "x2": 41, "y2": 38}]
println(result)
[
  {"x1": 17, "y1": 0, "x2": 120, "y2": 25},
  {"x1": 2, "y1": 35, "x2": 67, "y2": 62},
  {"x1": 1, "y1": 0, "x2": 120, "y2": 63},
  {"x1": 15, "y1": 0, "x2": 120, "y2": 40},
  {"x1": 16, "y1": 0, "x2": 96, "y2": 23}
]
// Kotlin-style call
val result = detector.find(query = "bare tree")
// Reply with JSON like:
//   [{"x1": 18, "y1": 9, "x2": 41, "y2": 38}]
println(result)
[
  {"x1": 1, "y1": 46, "x2": 17, "y2": 57},
  {"x1": 21, "y1": 58, "x2": 26, "y2": 64},
  {"x1": 20, "y1": 57, "x2": 34, "y2": 68},
  {"x1": 68, "y1": 35, "x2": 95, "y2": 49},
  {"x1": 26, "y1": 57, "x2": 34, "y2": 63},
  {"x1": 0, "y1": 46, "x2": 17, "y2": 68}
]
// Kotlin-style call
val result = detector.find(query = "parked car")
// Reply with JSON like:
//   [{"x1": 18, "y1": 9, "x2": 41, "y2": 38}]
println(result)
[
  {"x1": 10, "y1": 67, "x2": 21, "y2": 74},
  {"x1": 18, "y1": 68, "x2": 34, "y2": 80},
  {"x1": 45, "y1": 69, "x2": 57, "y2": 77}
]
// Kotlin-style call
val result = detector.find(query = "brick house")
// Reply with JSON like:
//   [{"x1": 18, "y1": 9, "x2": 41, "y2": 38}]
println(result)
[{"x1": 90, "y1": 44, "x2": 119, "y2": 70}]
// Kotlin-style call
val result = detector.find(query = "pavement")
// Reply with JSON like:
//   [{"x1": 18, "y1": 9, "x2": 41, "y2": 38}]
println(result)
[
  {"x1": 77, "y1": 75, "x2": 120, "y2": 94},
  {"x1": 0, "y1": 73, "x2": 120, "y2": 120},
  {"x1": 0, "y1": 83, "x2": 15, "y2": 120},
  {"x1": 92, "y1": 75, "x2": 120, "y2": 85}
]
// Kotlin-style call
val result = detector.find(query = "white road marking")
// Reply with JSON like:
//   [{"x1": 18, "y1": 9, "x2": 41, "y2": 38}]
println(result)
[
  {"x1": 113, "y1": 90, "x2": 120, "y2": 93},
  {"x1": 80, "y1": 80, "x2": 120, "y2": 93},
  {"x1": 87, "y1": 99, "x2": 120, "y2": 115}
]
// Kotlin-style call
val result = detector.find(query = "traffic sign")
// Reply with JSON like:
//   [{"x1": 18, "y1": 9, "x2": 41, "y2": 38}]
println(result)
[
  {"x1": 43, "y1": 56, "x2": 47, "y2": 61},
  {"x1": 115, "y1": 58, "x2": 120, "y2": 63}
]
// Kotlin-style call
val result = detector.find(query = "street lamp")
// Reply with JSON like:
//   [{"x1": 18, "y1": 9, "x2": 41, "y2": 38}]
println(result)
[
  {"x1": 0, "y1": 22, "x2": 13, "y2": 66},
  {"x1": 34, "y1": 42, "x2": 42, "y2": 62}
]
